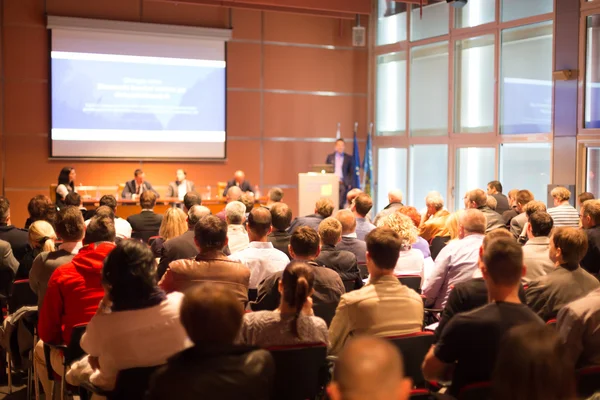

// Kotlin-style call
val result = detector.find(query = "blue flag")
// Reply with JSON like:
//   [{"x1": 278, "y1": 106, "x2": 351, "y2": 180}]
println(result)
[
  {"x1": 352, "y1": 129, "x2": 361, "y2": 189},
  {"x1": 362, "y1": 125, "x2": 374, "y2": 197}
]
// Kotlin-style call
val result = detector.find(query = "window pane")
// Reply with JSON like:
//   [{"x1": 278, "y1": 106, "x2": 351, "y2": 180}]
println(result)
[
  {"x1": 410, "y1": 41, "x2": 449, "y2": 137},
  {"x1": 499, "y1": 143, "x2": 551, "y2": 202},
  {"x1": 410, "y1": 2, "x2": 449, "y2": 42},
  {"x1": 455, "y1": 0, "x2": 495, "y2": 28},
  {"x1": 455, "y1": 147, "x2": 496, "y2": 210},
  {"x1": 455, "y1": 35, "x2": 495, "y2": 133},
  {"x1": 377, "y1": 148, "x2": 408, "y2": 213},
  {"x1": 501, "y1": 0, "x2": 552, "y2": 22},
  {"x1": 409, "y1": 144, "x2": 448, "y2": 211},
  {"x1": 585, "y1": 15, "x2": 600, "y2": 129},
  {"x1": 500, "y1": 22, "x2": 553, "y2": 134},
  {"x1": 377, "y1": 0, "x2": 407, "y2": 45},
  {"x1": 587, "y1": 148, "x2": 600, "y2": 195},
  {"x1": 377, "y1": 52, "x2": 407, "y2": 136}
]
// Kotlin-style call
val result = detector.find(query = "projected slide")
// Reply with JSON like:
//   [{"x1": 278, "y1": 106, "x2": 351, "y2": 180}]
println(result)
[
  {"x1": 502, "y1": 77, "x2": 552, "y2": 135},
  {"x1": 51, "y1": 51, "x2": 226, "y2": 159}
]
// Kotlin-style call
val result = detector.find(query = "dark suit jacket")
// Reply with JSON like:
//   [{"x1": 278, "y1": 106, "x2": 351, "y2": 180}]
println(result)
[
  {"x1": 316, "y1": 244, "x2": 362, "y2": 290},
  {"x1": 336, "y1": 236, "x2": 366, "y2": 264},
  {"x1": 121, "y1": 180, "x2": 160, "y2": 198},
  {"x1": 157, "y1": 230, "x2": 198, "y2": 279},
  {"x1": 325, "y1": 152, "x2": 353, "y2": 187},
  {"x1": 491, "y1": 193, "x2": 510, "y2": 215},
  {"x1": 0, "y1": 224, "x2": 29, "y2": 263},
  {"x1": 127, "y1": 211, "x2": 163, "y2": 244},
  {"x1": 223, "y1": 180, "x2": 253, "y2": 196},
  {"x1": 267, "y1": 231, "x2": 291, "y2": 258},
  {"x1": 582, "y1": 225, "x2": 600, "y2": 275},
  {"x1": 167, "y1": 180, "x2": 195, "y2": 198},
  {"x1": 287, "y1": 214, "x2": 324, "y2": 234}
]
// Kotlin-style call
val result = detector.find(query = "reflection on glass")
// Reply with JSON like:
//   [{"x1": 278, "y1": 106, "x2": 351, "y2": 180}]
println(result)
[
  {"x1": 585, "y1": 15, "x2": 600, "y2": 129},
  {"x1": 410, "y1": 41, "x2": 449, "y2": 136},
  {"x1": 499, "y1": 143, "x2": 551, "y2": 202},
  {"x1": 455, "y1": 147, "x2": 495, "y2": 210},
  {"x1": 411, "y1": 2, "x2": 449, "y2": 42},
  {"x1": 500, "y1": 22, "x2": 553, "y2": 134},
  {"x1": 409, "y1": 144, "x2": 448, "y2": 211},
  {"x1": 377, "y1": 148, "x2": 408, "y2": 213},
  {"x1": 377, "y1": 0, "x2": 407, "y2": 45},
  {"x1": 455, "y1": 35, "x2": 495, "y2": 133},
  {"x1": 377, "y1": 52, "x2": 407, "y2": 136},
  {"x1": 501, "y1": 0, "x2": 553, "y2": 22},
  {"x1": 587, "y1": 148, "x2": 600, "y2": 195},
  {"x1": 455, "y1": 0, "x2": 495, "y2": 28}
]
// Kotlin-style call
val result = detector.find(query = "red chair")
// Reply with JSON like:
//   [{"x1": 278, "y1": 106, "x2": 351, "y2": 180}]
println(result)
[
  {"x1": 386, "y1": 332, "x2": 435, "y2": 388},
  {"x1": 409, "y1": 388, "x2": 434, "y2": 399},
  {"x1": 577, "y1": 365, "x2": 600, "y2": 398},
  {"x1": 546, "y1": 318, "x2": 557, "y2": 328},
  {"x1": 396, "y1": 275, "x2": 422, "y2": 293},
  {"x1": 458, "y1": 381, "x2": 491, "y2": 400}
]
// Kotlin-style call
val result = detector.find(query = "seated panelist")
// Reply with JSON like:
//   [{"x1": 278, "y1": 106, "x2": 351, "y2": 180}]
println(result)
[
  {"x1": 167, "y1": 169, "x2": 195, "y2": 201},
  {"x1": 122, "y1": 169, "x2": 160, "y2": 200},
  {"x1": 223, "y1": 170, "x2": 253, "y2": 196}
]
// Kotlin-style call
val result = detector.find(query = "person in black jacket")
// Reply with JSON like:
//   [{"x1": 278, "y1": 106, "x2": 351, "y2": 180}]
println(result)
[
  {"x1": 580, "y1": 199, "x2": 600, "y2": 275},
  {"x1": 121, "y1": 169, "x2": 159, "y2": 199},
  {"x1": 325, "y1": 139, "x2": 354, "y2": 210},
  {"x1": 223, "y1": 170, "x2": 253, "y2": 196},
  {"x1": 0, "y1": 197, "x2": 30, "y2": 263},
  {"x1": 267, "y1": 203, "x2": 292, "y2": 258},
  {"x1": 127, "y1": 191, "x2": 163, "y2": 244},
  {"x1": 147, "y1": 285, "x2": 274, "y2": 400}
]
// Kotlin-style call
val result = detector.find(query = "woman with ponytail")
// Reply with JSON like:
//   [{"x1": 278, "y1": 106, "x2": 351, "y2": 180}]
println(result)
[
  {"x1": 17, "y1": 220, "x2": 57, "y2": 279},
  {"x1": 239, "y1": 261, "x2": 328, "y2": 347}
]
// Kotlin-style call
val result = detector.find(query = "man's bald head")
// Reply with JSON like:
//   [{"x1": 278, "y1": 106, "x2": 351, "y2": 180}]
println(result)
[
  {"x1": 459, "y1": 208, "x2": 486, "y2": 236},
  {"x1": 234, "y1": 170, "x2": 245, "y2": 183},
  {"x1": 226, "y1": 186, "x2": 242, "y2": 202},
  {"x1": 328, "y1": 337, "x2": 411, "y2": 400},
  {"x1": 388, "y1": 190, "x2": 403, "y2": 204},
  {"x1": 346, "y1": 188, "x2": 362, "y2": 206},
  {"x1": 247, "y1": 207, "x2": 272, "y2": 238},
  {"x1": 335, "y1": 209, "x2": 357, "y2": 235}
]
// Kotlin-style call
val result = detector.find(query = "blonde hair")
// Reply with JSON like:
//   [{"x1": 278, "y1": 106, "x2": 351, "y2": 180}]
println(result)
[
  {"x1": 446, "y1": 211, "x2": 463, "y2": 240},
  {"x1": 551, "y1": 186, "x2": 571, "y2": 202},
  {"x1": 159, "y1": 207, "x2": 188, "y2": 241},
  {"x1": 376, "y1": 212, "x2": 418, "y2": 245},
  {"x1": 29, "y1": 220, "x2": 57, "y2": 252},
  {"x1": 318, "y1": 217, "x2": 342, "y2": 246}
]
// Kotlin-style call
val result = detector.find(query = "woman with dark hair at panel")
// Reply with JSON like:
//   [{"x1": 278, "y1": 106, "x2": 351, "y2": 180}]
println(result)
[
  {"x1": 238, "y1": 261, "x2": 328, "y2": 347},
  {"x1": 56, "y1": 166, "x2": 76, "y2": 210},
  {"x1": 66, "y1": 240, "x2": 191, "y2": 391},
  {"x1": 492, "y1": 323, "x2": 576, "y2": 400},
  {"x1": 25, "y1": 195, "x2": 57, "y2": 229}
]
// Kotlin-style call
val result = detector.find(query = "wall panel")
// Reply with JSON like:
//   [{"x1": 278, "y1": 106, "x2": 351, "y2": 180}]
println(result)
[
  {"x1": 141, "y1": 1, "x2": 229, "y2": 27},
  {"x1": 46, "y1": 0, "x2": 142, "y2": 21}
]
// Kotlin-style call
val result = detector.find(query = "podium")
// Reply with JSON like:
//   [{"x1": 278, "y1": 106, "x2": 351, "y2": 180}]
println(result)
[{"x1": 298, "y1": 173, "x2": 340, "y2": 217}]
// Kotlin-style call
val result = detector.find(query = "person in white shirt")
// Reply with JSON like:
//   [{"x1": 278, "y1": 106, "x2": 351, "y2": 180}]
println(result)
[
  {"x1": 226, "y1": 201, "x2": 250, "y2": 254},
  {"x1": 85, "y1": 195, "x2": 132, "y2": 239},
  {"x1": 229, "y1": 207, "x2": 289, "y2": 289},
  {"x1": 376, "y1": 212, "x2": 424, "y2": 279},
  {"x1": 547, "y1": 186, "x2": 580, "y2": 228},
  {"x1": 167, "y1": 169, "x2": 196, "y2": 201},
  {"x1": 522, "y1": 211, "x2": 555, "y2": 282}
]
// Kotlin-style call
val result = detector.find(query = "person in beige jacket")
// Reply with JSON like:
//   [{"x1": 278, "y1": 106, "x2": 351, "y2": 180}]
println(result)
[
  {"x1": 328, "y1": 227, "x2": 424, "y2": 355},
  {"x1": 159, "y1": 215, "x2": 250, "y2": 304}
]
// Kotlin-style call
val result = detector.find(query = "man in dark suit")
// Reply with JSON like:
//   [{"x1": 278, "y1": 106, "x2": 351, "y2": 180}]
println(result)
[
  {"x1": 288, "y1": 198, "x2": 335, "y2": 234},
  {"x1": 487, "y1": 180, "x2": 510, "y2": 215},
  {"x1": 157, "y1": 205, "x2": 211, "y2": 278},
  {"x1": 267, "y1": 203, "x2": 292, "y2": 258},
  {"x1": 0, "y1": 197, "x2": 29, "y2": 263},
  {"x1": 223, "y1": 170, "x2": 253, "y2": 196},
  {"x1": 122, "y1": 169, "x2": 160, "y2": 199},
  {"x1": 335, "y1": 210, "x2": 367, "y2": 264},
  {"x1": 326, "y1": 139, "x2": 354, "y2": 210},
  {"x1": 127, "y1": 191, "x2": 163, "y2": 244}
]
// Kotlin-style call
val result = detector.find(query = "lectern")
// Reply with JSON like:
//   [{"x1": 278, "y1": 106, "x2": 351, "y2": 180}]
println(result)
[{"x1": 298, "y1": 173, "x2": 340, "y2": 217}]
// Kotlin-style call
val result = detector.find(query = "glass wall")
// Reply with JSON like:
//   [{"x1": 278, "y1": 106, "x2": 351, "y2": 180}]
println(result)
[
  {"x1": 455, "y1": 147, "x2": 496, "y2": 210},
  {"x1": 499, "y1": 143, "x2": 551, "y2": 202},
  {"x1": 377, "y1": 0, "x2": 407, "y2": 45},
  {"x1": 377, "y1": 148, "x2": 408, "y2": 213},
  {"x1": 409, "y1": 144, "x2": 448, "y2": 211},
  {"x1": 585, "y1": 15, "x2": 600, "y2": 129},
  {"x1": 376, "y1": 52, "x2": 407, "y2": 136},
  {"x1": 501, "y1": 0, "x2": 553, "y2": 22},
  {"x1": 587, "y1": 148, "x2": 600, "y2": 196},
  {"x1": 410, "y1": 2, "x2": 449, "y2": 41},
  {"x1": 455, "y1": 0, "x2": 495, "y2": 28}
]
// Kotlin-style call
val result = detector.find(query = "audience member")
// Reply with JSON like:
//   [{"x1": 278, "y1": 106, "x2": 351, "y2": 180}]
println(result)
[
  {"x1": 166, "y1": 169, "x2": 195, "y2": 201},
  {"x1": 127, "y1": 191, "x2": 163, "y2": 243},
  {"x1": 579, "y1": 191, "x2": 595, "y2": 208},
  {"x1": 18, "y1": 220, "x2": 56, "y2": 280},
  {"x1": 151, "y1": 207, "x2": 188, "y2": 258},
  {"x1": 487, "y1": 180, "x2": 510, "y2": 214},
  {"x1": 548, "y1": 186, "x2": 580, "y2": 228},
  {"x1": 377, "y1": 212, "x2": 425, "y2": 279},
  {"x1": 267, "y1": 202, "x2": 292, "y2": 258},
  {"x1": 183, "y1": 191, "x2": 202, "y2": 212},
  {"x1": 522, "y1": 211, "x2": 554, "y2": 282},
  {"x1": 25, "y1": 195, "x2": 57, "y2": 229},
  {"x1": 240, "y1": 192, "x2": 255, "y2": 217},
  {"x1": 30, "y1": 207, "x2": 84, "y2": 309},
  {"x1": 251, "y1": 226, "x2": 344, "y2": 326},
  {"x1": 580, "y1": 199, "x2": 600, "y2": 274},
  {"x1": 486, "y1": 195, "x2": 497, "y2": 211},
  {"x1": 0, "y1": 239, "x2": 18, "y2": 296},
  {"x1": 335, "y1": 210, "x2": 367, "y2": 264},
  {"x1": 326, "y1": 139, "x2": 353, "y2": 210},
  {"x1": 64, "y1": 192, "x2": 91, "y2": 219},
  {"x1": 502, "y1": 188, "x2": 520, "y2": 225},
  {"x1": 35, "y1": 216, "x2": 116, "y2": 397},
  {"x1": 223, "y1": 170, "x2": 253, "y2": 196},
  {"x1": 328, "y1": 228, "x2": 423, "y2": 355},
  {"x1": 351, "y1": 193, "x2": 376, "y2": 240},
  {"x1": 397, "y1": 206, "x2": 431, "y2": 259},
  {"x1": 518, "y1": 200, "x2": 548, "y2": 244},
  {"x1": 148, "y1": 286, "x2": 274, "y2": 400},
  {"x1": 419, "y1": 191, "x2": 450, "y2": 242},
  {"x1": 422, "y1": 237, "x2": 543, "y2": 396},
  {"x1": 56, "y1": 167, "x2": 75, "y2": 209},
  {"x1": 327, "y1": 337, "x2": 412, "y2": 400},
  {"x1": 266, "y1": 187, "x2": 284, "y2": 208},
  {"x1": 288, "y1": 197, "x2": 335, "y2": 234},
  {"x1": 316, "y1": 217, "x2": 362, "y2": 290},
  {"x1": 422, "y1": 209, "x2": 486, "y2": 309},
  {"x1": 225, "y1": 201, "x2": 249, "y2": 254},
  {"x1": 68, "y1": 240, "x2": 192, "y2": 390},
  {"x1": 159, "y1": 215, "x2": 250, "y2": 303},
  {"x1": 239, "y1": 261, "x2": 328, "y2": 347},
  {"x1": 216, "y1": 186, "x2": 243, "y2": 221},
  {"x1": 493, "y1": 324, "x2": 575, "y2": 400},
  {"x1": 345, "y1": 188, "x2": 362, "y2": 209},
  {"x1": 429, "y1": 210, "x2": 461, "y2": 260},
  {"x1": 157, "y1": 205, "x2": 211, "y2": 278},
  {"x1": 510, "y1": 189, "x2": 534, "y2": 238},
  {"x1": 121, "y1": 169, "x2": 159, "y2": 199},
  {"x1": 464, "y1": 189, "x2": 505, "y2": 232},
  {"x1": 229, "y1": 207, "x2": 289, "y2": 289},
  {"x1": 0, "y1": 197, "x2": 30, "y2": 262},
  {"x1": 526, "y1": 227, "x2": 600, "y2": 321},
  {"x1": 373, "y1": 190, "x2": 404, "y2": 226},
  {"x1": 88, "y1": 195, "x2": 132, "y2": 239}
]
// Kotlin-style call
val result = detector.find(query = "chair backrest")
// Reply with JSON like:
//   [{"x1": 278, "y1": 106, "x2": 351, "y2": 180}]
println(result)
[
  {"x1": 546, "y1": 318, "x2": 557, "y2": 328},
  {"x1": 268, "y1": 343, "x2": 327, "y2": 400},
  {"x1": 357, "y1": 263, "x2": 368, "y2": 279},
  {"x1": 8, "y1": 279, "x2": 37, "y2": 313},
  {"x1": 65, "y1": 324, "x2": 88, "y2": 365},
  {"x1": 49, "y1": 184, "x2": 58, "y2": 204},
  {"x1": 342, "y1": 279, "x2": 355, "y2": 293},
  {"x1": 458, "y1": 381, "x2": 491, "y2": 400},
  {"x1": 397, "y1": 275, "x2": 422, "y2": 293},
  {"x1": 409, "y1": 389, "x2": 434, "y2": 400},
  {"x1": 386, "y1": 332, "x2": 435, "y2": 388},
  {"x1": 0, "y1": 266, "x2": 16, "y2": 300},
  {"x1": 576, "y1": 366, "x2": 600, "y2": 398},
  {"x1": 109, "y1": 365, "x2": 162, "y2": 400}
]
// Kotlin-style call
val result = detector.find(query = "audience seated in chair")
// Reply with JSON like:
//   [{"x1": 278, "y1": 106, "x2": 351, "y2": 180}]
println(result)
[
  {"x1": 225, "y1": 201, "x2": 249, "y2": 254},
  {"x1": 419, "y1": 192, "x2": 450, "y2": 243},
  {"x1": 464, "y1": 189, "x2": 505, "y2": 233},
  {"x1": 64, "y1": 192, "x2": 93, "y2": 220},
  {"x1": 373, "y1": 190, "x2": 404, "y2": 226},
  {"x1": 510, "y1": 190, "x2": 534, "y2": 239},
  {"x1": 182, "y1": 191, "x2": 202, "y2": 213},
  {"x1": 34, "y1": 215, "x2": 116, "y2": 397},
  {"x1": 150, "y1": 207, "x2": 188, "y2": 258},
  {"x1": 328, "y1": 336, "x2": 412, "y2": 400},
  {"x1": 127, "y1": 191, "x2": 163, "y2": 244},
  {"x1": 0, "y1": 196, "x2": 30, "y2": 263},
  {"x1": 377, "y1": 212, "x2": 425, "y2": 280},
  {"x1": 351, "y1": 193, "x2": 376, "y2": 241},
  {"x1": 18, "y1": 220, "x2": 56, "y2": 280},
  {"x1": 486, "y1": 180, "x2": 510, "y2": 215},
  {"x1": 429, "y1": 210, "x2": 461, "y2": 261},
  {"x1": 239, "y1": 261, "x2": 328, "y2": 347},
  {"x1": 266, "y1": 187, "x2": 284, "y2": 209},
  {"x1": 215, "y1": 186, "x2": 242, "y2": 222},
  {"x1": 147, "y1": 285, "x2": 274, "y2": 400},
  {"x1": 335, "y1": 209, "x2": 367, "y2": 264},
  {"x1": 30, "y1": 206, "x2": 84, "y2": 309},
  {"x1": 288, "y1": 197, "x2": 335, "y2": 234},
  {"x1": 24, "y1": 195, "x2": 57, "y2": 230},
  {"x1": 0, "y1": 239, "x2": 18, "y2": 294},
  {"x1": 547, "y1": 186, "x2": 580, "y2": 228},
  {"x1": 422, "y1": 236, "x2": 544, "y2": 396},
  {"x1": 580, "y1": 199, "x2": 600, "y2": 275},
  {"x1": 86, "y1": 195, "x2": 132, "y2": 239},
  {"x1": 522, "y1": 211, "x2": 555, "y2": 282},
  {"x1": 328, "y1": 228, "x2": 423, "y2": 355},
  {"x1": 66, "y1": 240, "x2": 191, "y2": 390},
  {"x1": 267, "y1": 202, "x2": 292, "y2": 258},
  {"x1": 159, "y1": 215, "x2": 250, "y2": 304},
  {"x1": 396, "y1": 206, "x2": 431, "y2": 259}
]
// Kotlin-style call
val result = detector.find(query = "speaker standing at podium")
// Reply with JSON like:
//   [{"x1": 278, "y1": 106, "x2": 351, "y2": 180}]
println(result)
[{"x1": 326, "y1": 139, "x2": 353, "y2": 210}]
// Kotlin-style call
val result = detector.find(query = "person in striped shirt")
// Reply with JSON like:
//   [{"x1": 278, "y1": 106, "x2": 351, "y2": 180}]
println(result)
[{"x1": 547, "y1": 187, "x2": 580, "y2": 228}]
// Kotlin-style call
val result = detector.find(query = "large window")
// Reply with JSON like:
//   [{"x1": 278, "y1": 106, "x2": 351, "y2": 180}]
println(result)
[
  {"x1": 587, "y1": 147, "x2": 600, "y2": 195},
  {"x1": 455, "y1": 147, "x2": 496, "y2": 210},
  {"x1": 377, "y1": 148, "x2": 408, "y2": 213},
  {"x1": 585, "y1": 15, "x2": 600, "y2": 129},
  {"x1": 410, "y1": 41, "x2": 449, "y2": 136},
  {"x1": 501, "y1": 0, "x2": 553, "y2": 22},
  {"x1": 499, "y1": 143, "x2": 551, "y2": 202},
  {"x1": 410, "y1": 2, "x2": 449, "y2": 42},
  {"x1": 377, "y1": 0, "x2": 407, "y2": 45},
  {"x1": 377, "y1": 52, "x2": 406, "y2": 136},
  {"x1": 454, "y1": 35, "x2": 495, "y2": 133},
  {"x1": 500, "y1": 22, "x2": 553, "y2": 135},
  {"x1": 455, "y1": 0, "x2": 495, "y2": 28},
  {"x1": 409, "y1": 144, "x2": 448, "y2": 211}
]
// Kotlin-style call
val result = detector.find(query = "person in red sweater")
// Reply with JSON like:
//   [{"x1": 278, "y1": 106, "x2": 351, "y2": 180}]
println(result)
[{"x1": 34, "y1": 216, "x2": 116, "y2": 396}]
